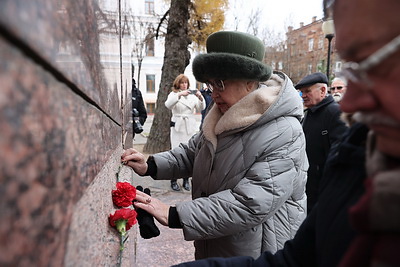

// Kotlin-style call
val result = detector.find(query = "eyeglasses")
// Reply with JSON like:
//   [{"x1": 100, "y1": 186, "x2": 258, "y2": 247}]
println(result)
[
  {"x1": 338, "y1": 34, "x2": 400, "y2": 87},
  {"x1": 330, "y1": 86, "x2": 344, "y2": 91},
  {"x1": 205, "y1": 80, "x2": 225, "y2": 93}
]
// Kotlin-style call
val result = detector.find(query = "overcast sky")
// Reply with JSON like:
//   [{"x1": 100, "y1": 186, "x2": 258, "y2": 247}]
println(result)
[{"x1": 225, "y1": 0, "x2": 324, "y2": 34}]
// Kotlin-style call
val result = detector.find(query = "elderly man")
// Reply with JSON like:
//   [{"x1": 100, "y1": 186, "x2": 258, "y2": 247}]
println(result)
[
  {"x1": 330, "y1": 76, "x2": 347, "y2": 102},
  {"x1": 172, "y1": 0, "x2": 400, "y2": 266},
  {"x1": 296, "y1": 72, "x2": 347, "y2": 213}
]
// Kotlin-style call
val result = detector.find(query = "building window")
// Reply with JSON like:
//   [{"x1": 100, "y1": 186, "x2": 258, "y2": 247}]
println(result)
[
  {"x1": 196, "y1": 81, "x2": 203, "y2": 90},
  {"x1": 317, "y1": 62, "x2": 323, "y2": 72},
  {"x1": 146, "y1": 103, "x2": 155, "y2": 114},
  {"x1": 308, "y1": 64, "x2": 313, "y2": 73},
  {"x1": 145, "y1": 0, "x2": 154, "y2": 15},
  {"x1": 146, "y1": 74, "x2": 155, "y2": 93},
  {"x1": 278, "y1": 61, "x2": 283, "y2": 70},
  {"x1": 318, "y1": 37, "x2": 324, "y2": 49},
  {"x1": 335, "y1": 61, "x2": 343, "y2": 72},
  {"x1": 145, "y1": 33, "x2": 154, "y2": 56},
  {"x1": 308, "y1": 38, "x2": 314, "y2": 51}
]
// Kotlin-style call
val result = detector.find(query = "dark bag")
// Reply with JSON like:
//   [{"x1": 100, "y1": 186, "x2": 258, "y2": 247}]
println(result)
[{"x1": 170, "y1": 121, "x2": 175, "y2": 127}]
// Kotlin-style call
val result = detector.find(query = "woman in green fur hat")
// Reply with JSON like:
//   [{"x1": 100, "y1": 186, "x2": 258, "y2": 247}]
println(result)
[{"x1": 123, "y1": 31, "x2": 308, "y2": 259}]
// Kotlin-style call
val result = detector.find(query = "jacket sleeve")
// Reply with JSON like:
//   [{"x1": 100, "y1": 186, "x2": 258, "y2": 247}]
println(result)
[
  {"x1": 151, "y1": 133, "x2": 199, "y2": 180},
  {"x1": 328, "y1": 106, "x2": 348, "y2": 146},
  {"x1": 165, "y1": 92, "x2": 180, "y2": 110},
  {"x1": 177, "y1": 118, "x2": 308, "y2": 240},
  {"x1": 172, "y1": 208, "x2": 318, "y2": 267},
  {"x1": 195, "y1": 94, "x2": 206, "y2": 112}
]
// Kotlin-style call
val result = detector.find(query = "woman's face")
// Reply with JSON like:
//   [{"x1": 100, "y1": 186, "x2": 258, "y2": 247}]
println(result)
[
  {"x1": 179, "y1": 80, "x2": 188, "y2": 90},
  {"x1": 211, "y1": 79, "x2": 255, "y2": 114}
]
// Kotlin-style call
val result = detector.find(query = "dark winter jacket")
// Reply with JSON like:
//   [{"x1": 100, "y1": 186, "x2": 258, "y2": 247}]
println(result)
[
  {"x1": 302, "y1": 94, "x2": 348, "y2": 212},
  {"x1": 132, "y1": 86, "x2": 147, "y2": 125},
  {"x1": 173, "y1": 123, "x2": 369, "y2": 267},
  {"x1": 200, "y1": 88, "x2": 212, "y2": 125}
]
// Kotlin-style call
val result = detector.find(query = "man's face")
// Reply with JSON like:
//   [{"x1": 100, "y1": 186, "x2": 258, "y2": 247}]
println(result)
[
  {"x1": 330, "y1": 80, "x2": 346, "y2": 95},
  {"x1": 334, "y1": 0, "x2": 400, "y2": 158},
  {"x1": 299, "y1": 84, "x2": 326, "y2": 108}
]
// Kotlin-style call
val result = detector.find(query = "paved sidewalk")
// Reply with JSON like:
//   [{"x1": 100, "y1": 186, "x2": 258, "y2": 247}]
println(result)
[{"x1": 133, "y1": 173, "x2": 195, "y2": 267}]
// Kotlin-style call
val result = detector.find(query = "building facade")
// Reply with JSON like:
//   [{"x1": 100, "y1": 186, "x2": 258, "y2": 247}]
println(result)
[
  {"x1": 129, "y1": 0, "x2": 198, "y2": 114},
  {"x1": 265, "y1": 16, "x2": 342, "y2": 85}
]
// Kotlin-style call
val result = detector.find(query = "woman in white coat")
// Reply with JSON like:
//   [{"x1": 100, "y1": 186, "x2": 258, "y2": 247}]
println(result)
[{"x1": 165, "y1": 74, "x2": 205, "y2": 191}]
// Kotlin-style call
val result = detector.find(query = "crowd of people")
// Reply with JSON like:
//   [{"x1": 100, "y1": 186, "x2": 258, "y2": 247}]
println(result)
[{"x1": 123, "y1": 0, "x2": 400, "y2": 265}]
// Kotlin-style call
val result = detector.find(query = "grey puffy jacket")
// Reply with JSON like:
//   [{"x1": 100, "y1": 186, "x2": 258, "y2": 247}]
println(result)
[{"x1": 153, "y1": 72, "x2": 308, "y2": 259}]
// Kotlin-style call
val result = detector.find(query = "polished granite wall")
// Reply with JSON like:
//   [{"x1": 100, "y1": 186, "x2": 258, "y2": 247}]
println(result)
[{"x1": 0, "y1": 0, "x2": 137, "y2": 266}]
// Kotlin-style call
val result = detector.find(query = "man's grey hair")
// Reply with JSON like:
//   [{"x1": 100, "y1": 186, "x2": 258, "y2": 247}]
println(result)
[{"x1": 332, "y1": 77, "x2": 347, "y2": 86}]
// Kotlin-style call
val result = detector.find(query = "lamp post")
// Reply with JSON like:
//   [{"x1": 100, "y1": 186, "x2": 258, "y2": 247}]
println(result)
[{"x1": 322, "y1": 19, "x2": 335, "y2": 81}]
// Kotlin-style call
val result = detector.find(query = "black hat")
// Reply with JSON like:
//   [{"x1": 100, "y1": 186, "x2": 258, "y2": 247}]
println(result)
[
  {"x1": 192, "y1": 31, "x2": 272, "y2": 82},
  {"x1": 295, "y1": 72, "x2": 328, "y2": 89}
]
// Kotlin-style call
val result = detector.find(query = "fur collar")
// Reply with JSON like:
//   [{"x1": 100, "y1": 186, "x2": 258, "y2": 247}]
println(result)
[{"x1": 202, "y1": 73, "x2": 283, "y2": 149}]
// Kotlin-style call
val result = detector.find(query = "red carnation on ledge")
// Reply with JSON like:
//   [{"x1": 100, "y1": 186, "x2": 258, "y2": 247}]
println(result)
[
  {"x1": 112, "y1": 182, "x2": 137, "y2": 207},
  {"x1": 109, "y1": 208, "x2": 138, "y2": 266},
  {"x1": 109, "y1": 208, "x2": 138, "y2": 234}
]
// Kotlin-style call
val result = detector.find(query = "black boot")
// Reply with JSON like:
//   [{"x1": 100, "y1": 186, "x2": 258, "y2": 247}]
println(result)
[
  {"x1": 171, "y1": 180, "x2": 180, "y2": 191},
  {"x1": 183, "y1": 178, "x2": 191, "y2": 191}
]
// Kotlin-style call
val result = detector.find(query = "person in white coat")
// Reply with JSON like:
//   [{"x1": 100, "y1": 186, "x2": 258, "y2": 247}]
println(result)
[{"x1": 165, "y1": 74, "x2": 206, "y2": 191}]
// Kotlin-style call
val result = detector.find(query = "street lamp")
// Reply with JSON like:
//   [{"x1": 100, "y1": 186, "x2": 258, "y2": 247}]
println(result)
[{"x1": 322, "y1": 19, "x2": 335, "y2": 81}]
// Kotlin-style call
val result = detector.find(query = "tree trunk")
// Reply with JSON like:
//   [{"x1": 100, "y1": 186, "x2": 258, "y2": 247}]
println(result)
[{"x1": 143, "y1": 0, "x2": 191, "y2": 154}]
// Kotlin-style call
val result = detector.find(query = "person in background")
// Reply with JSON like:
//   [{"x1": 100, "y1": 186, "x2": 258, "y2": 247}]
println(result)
[
  {"x1": 122, "y1": 31, "x2": 308, "y2": 260},
  {"x1": 171, "y1": 0, "x2": 400, "y2": 266},
  {"x1": 296, "y1": 72, "x2": 348, "y2": 213},
  {"x1": 330, "y1": 76, "x2": 347, "y2": 102},
  {"x1": 165, "y1": 74, "x2": 205, "y2": 191},
  {"x1": 132, "y1": 78, "x2": 147, "y2": 139},
  {"x1": 199, "y1": 86, "x2": 212, "y2": 129},
  {"x1": 331, "y1": 76, "x2": 355, "y2": 126}
]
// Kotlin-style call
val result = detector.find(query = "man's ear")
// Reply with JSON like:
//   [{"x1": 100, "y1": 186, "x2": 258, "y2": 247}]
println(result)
[{"x1": 320, "y1": 85, "x2": 328, "y2": 96}]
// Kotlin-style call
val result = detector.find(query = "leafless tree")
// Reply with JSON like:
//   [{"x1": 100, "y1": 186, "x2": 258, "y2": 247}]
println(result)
[
  {"x1": 143, "y1": 0, "x2": 191, "y2": 153},
  {"x1": 130, "y1": 17, "x2": 156, "y2": 89}
]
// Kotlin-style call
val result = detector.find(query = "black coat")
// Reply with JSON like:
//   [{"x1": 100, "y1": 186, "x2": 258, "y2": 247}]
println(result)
[
  {"x1": 302, "y1": 95, "x2": 348, "y2": 212},
  {"x1": 132, "y1": 86, "x2": 147, "y2": 125},
  {"x1": 173, "y1": 123, "x2": 369, "y2": 267}
]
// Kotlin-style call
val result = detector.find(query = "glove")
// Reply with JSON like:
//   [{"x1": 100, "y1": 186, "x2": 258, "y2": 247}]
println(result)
[{"x1": 135, "y1": 186, "x2": 160, "y2": 239}]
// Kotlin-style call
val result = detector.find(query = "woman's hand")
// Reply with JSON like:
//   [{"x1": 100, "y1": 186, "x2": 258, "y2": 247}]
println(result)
[
  {"x1": 121, "y1": 148, "x2": 148, "y2": 175},
  {"x1": 178, "y1": 90, "x2": 190, "y2": 97},
  {"x1": 134, "y1": 190, "x2": 170, "y2": 226},
  {"x1": 195, "y1": 91, "x2": 203, "y2": 101}
]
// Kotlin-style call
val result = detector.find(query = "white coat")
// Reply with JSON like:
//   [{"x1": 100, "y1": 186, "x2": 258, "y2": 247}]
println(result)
[{"x1": 165, "y1": 91, "x2": 206, "y2": 148}]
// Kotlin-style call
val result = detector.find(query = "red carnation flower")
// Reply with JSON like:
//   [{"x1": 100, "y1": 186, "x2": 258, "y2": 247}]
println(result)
[
  {"x1": 112, "y1": 182, "x2": 136, "y2": 207},
  {"x1": 109, "y1": 208, "x2": 138, "y2": 234}
]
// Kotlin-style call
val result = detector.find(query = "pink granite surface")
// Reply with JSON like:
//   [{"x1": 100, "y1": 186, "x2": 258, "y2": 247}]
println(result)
[{"x1": 0, "y1": 0, "x2": 134, "y2": 266}]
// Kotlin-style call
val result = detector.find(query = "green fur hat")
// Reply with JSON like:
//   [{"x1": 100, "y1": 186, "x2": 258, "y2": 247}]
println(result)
[{"x1": 192, "y1": 31, "x2": 272, "y2": 83}]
